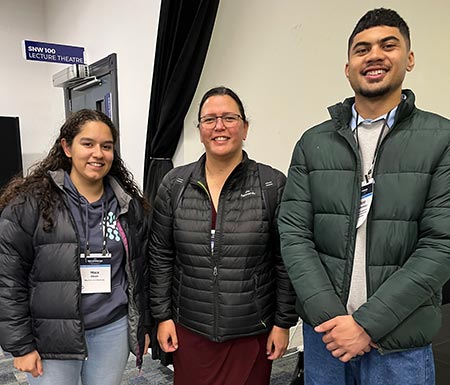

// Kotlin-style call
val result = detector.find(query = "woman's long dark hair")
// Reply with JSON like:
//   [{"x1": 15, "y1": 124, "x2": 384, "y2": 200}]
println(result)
[{"x1": 0, "y1": 109, "x2": 149, "y2": 231}]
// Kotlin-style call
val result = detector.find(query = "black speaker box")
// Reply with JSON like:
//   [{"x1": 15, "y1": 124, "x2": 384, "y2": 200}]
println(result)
[{"x1": 0, "y1": 116, "x2": 22, "y2": 190}]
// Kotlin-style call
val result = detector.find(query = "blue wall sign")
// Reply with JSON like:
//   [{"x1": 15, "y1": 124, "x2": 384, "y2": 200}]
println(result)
[{"x1": 23, "y1": 40, "x2": 85, "y2": 64}]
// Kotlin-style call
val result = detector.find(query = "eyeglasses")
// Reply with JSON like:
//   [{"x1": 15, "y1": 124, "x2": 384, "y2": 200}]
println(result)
[{"x1": 198, "y1": 113, "x2": 242, "y2": 129}]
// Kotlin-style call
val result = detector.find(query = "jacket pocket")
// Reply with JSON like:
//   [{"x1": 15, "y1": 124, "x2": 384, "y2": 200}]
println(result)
[
  {"x1": 175, "y1": 269, "x2": 184, "y2": 322},
  {"x1": 253, "y1": 275, "x2": 267, "y2": 327}
]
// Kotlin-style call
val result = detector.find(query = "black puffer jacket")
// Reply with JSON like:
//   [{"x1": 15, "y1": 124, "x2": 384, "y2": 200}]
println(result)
[
  {"x1": 0, "y1": 171, "x2": 150, "y2": 366},
  {"x1": 149, "y1": 152, "x2": 297, "y2": 342}
]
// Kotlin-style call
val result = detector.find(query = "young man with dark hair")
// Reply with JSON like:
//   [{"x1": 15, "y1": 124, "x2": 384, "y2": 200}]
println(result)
[{"x1": 279, "y1": 8, "x2": 450, "y2": 385}]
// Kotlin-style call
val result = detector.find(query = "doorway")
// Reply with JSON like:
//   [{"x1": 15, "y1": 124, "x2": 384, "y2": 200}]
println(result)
[{"x1": 64, "y1": 53, "x2": 120, "y2": 151}]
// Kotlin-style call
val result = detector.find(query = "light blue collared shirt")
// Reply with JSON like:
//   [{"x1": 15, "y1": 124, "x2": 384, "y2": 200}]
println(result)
[{"x1": 350, "y1": 93, "x2": 406, "y2": 131}]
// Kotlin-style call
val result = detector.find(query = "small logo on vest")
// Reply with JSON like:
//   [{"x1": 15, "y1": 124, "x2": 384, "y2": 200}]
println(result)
[{"x1": 241, "y1": 190, "x2": 256, "y2": 198}]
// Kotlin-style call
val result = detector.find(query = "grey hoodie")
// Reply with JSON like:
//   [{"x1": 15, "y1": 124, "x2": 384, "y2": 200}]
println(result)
[{"x1": 63, "y1": 172, "x2": 128, "y2": 329}]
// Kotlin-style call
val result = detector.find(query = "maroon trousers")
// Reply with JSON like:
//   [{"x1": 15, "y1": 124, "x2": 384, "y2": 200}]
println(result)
[{"x1": 173, "y1": 324, "x2": 272, "y2": 385}]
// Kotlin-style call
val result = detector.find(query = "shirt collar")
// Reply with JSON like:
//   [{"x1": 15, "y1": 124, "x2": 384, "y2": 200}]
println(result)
[{"x1": 350, "y1": 93, "x2": 406, "y2": 131}]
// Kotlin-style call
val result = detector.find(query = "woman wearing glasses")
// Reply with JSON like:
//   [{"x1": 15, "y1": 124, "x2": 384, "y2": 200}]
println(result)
[{"x1": 149, "y1": 86, "x2": 297, "y2": 385}]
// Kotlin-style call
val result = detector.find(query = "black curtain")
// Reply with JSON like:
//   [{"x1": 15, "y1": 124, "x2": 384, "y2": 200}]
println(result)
[
  {"x1": 143, "y1": 0, "x2": 220, "y2": 205},
  {"x1": 0, "y1": 116, "x2": 22, "y2": 190}
]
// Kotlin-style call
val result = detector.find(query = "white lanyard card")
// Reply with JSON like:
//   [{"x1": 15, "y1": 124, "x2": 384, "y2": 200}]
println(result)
[
  {"x1": 356, "y1": 179, "x2": 374, "y2": 229},
  {"x1": 80, "y1": 252, "x2": 112, "y2": 294}
]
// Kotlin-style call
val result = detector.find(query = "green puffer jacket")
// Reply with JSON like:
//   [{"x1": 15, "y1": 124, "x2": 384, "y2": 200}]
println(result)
[{"x1": 279, "y1": 89, "x2": 450, "y2": 352}]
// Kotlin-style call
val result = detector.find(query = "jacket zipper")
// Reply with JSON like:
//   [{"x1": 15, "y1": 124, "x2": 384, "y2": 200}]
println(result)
[
  {"x1": 337, "y1": 129, "x2": 362, "y2": 304},
  {"x1": 197, "y1": 180, "x2": 220, "y2": 339},
  {"x1": 339, "y1": 119, "x2": 395, "y2": 304},
  {"x1": 336, "y1": 110, "x2": 400, "y2": 349},
  {"x1": 364, "y1": 124, "x2": 395, "y2": 298},
  {"x1": 367, "y1": 117, "x2": 401, "y2": 353},
  {"x1": 60, "y1": 192, "x2": 89, "y2": 359},
  {"x1": 176, "y1": 270, "x2": 184, "y2": 322},
  {"x1": 254, "y1": 275, "x2": 267, "y2": 327}
]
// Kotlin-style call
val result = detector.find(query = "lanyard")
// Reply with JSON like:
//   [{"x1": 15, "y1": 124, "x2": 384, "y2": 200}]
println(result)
[
  {"x1": 76, "y1": 195, "x2": 109, "y2": 257},
  {"x1": 354, "y1": 110, "x2": 391, "y2": 182}
]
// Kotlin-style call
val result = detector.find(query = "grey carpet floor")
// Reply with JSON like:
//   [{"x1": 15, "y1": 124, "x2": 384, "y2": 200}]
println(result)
[{"x1": 0, "y1": 347, "x2": 299, "y2": 385}]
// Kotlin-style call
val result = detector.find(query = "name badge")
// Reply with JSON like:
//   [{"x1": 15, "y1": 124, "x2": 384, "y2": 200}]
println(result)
[
  {"x1": 80, "y1": 252, "x2": 112, "y2": 294},
  {"x1": 356, "y1": 179, "x2": 374, "y2": 228}
]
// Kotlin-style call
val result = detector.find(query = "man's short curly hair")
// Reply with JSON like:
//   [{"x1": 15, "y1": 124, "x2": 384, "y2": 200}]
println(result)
[{"x1": 348, "y1": 8, "x2": 411, "y2": 56}]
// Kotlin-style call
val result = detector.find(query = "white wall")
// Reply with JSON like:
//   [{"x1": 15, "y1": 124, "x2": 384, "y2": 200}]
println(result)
[
  {"x1": 1, "y1": 0, "x2": 160, "y2": 185},
  {"x1": 44, "y1": 0, "x2": 161, "y2": 185},
  {"x1": 0, "y1": 0, "x2": 55, "y2": 169},
  {"x1": 2, "y1": 1, "x2": 449, "y2": 183},
  {"x1": 180, "y1": 0, "x2": 450, "y2": 174}
]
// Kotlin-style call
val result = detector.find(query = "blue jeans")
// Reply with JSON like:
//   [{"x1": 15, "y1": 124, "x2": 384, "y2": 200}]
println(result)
[
  {"x1": 27, "y1": 316, "x2": 129, "y2": 385},
  {"x1": 303, "y1": 322, "x2": 435, "y2": 385}
]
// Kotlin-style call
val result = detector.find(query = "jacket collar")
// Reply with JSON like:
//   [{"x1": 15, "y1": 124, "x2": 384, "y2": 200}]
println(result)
[
  {"x1": 190, "y1": 151, "x2": 250, "y2": 185},
  {"x1": 328, "y1": 89, "x2": 416, "y2": 131}
]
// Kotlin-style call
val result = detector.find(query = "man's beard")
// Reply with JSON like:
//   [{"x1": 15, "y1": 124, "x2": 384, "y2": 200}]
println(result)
[{"x1": 357, "y1": 84, "x2": 392, "y2": 98}]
